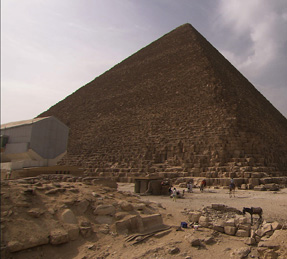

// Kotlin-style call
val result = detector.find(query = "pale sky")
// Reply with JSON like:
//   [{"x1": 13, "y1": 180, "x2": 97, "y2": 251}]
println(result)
[{"x1": 1, "y1": 0, "x2": 287, "y2": 124}]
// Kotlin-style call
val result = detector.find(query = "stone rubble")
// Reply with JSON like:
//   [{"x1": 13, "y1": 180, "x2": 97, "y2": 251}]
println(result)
[
  {"x1": 1, "y1": 176, "x2": 287, "y2": 258},
  {"x1": 1, "y1": 175, "x2": 166, "y2": 257},
  {"x1": 184, "y1": 203, "x2": 287, "y2": 258}
]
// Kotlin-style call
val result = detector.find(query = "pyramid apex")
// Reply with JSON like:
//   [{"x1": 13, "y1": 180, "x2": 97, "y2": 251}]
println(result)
[
  {"x1": 176, "y1": 23, "x2": 192, "y2": 28},
  {"x1": 171, "y1": 23, "x2": 195, "y2": 32}
]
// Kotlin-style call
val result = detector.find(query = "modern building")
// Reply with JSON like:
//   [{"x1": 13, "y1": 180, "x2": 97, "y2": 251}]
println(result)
[{"x1": 1, "y1": 116, "x2": 69, "y2": 171}]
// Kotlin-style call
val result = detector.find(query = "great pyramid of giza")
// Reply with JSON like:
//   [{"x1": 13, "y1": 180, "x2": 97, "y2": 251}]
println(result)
[{"x1": 39, "y1": 23, "x2": 287, "y2": 184}]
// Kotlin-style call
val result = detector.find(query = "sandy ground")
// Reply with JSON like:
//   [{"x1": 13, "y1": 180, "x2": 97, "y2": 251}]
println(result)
[
  {"x1": 117, "y1": 184, "x2": 287, "y2": 225},
  {"x1": 114, "y1": 183, "x2": 287, "y2": 258},
  {"x1": 3, "y1": 182, "x2": 287, "y2": 259}
]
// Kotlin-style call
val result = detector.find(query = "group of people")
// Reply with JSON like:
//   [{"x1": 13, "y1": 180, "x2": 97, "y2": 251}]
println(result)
[{"x1": 168, "y1": 177, "x2": 236, "y2": 200}]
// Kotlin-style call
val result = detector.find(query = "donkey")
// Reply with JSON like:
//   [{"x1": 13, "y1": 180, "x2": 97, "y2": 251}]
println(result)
[{"x1": 243, "y1": 207, "x2": 263, "y2": 224}]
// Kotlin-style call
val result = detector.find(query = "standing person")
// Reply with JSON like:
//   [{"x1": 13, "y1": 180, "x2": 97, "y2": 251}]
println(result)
[
  {"x1": 187, "y1": 182, "x2": 193, "y2": 193},
  {"x1": 200, "y1": 179, "x2": 206, "y2": 192},
  {"x1": 229, "y1": 178, "x2": 235, "y2": 198},
  {"x1": 6, "y1": 169, "x2": 11, "y2": 180},
  {"x1": 172, "y1": 187, "x2": 177, "y2": 202},
  {"x1": 187, "y1": 183, "x2": 190, "y2": 193}
]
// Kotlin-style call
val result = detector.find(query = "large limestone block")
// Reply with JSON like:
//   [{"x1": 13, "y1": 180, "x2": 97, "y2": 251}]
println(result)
[
  {"x1": 238, "y1": 217, "x2": 248, "y2": 224},
  {"x1": 238, "y1": 223, "x2": 251, "y2": 231},
  {"x1": 114, "y1": 212, "x2": 129, "y2": 220},
  {"x1": 259, "y1": 177, "x2": 274, "y2": 184},
  {"x1": 236, "y1": 229, "x2": 250, "y2": 237},
  {"x1": 94, "y1": 204, "x2": 116, "y2": 216},
  {"x1": 271, "y1": 221, "x2": 282, "y2": 230},
  {"x1": 213, "y1": 221, "x2": 224, "y2": 233},
  {"x1": 60, "y1": 209, "x2": 78, "y2": 224},
  {"x1": 199, "y1": 216, "x2": 210, "y2": 227},
  {"x1": 7, "y1": 241, "x2": 23, "y2": 253},
  {"x1": 95, "y1": 215, "x2": 114, "y2": 224},
  {"x1": 256, "y1": 223, "x2": 274, "y2": 237},
  {"x1": 50, "y1": 229, "x2": 69, "y2": 245},
  {"x1": 249, "y1": 178, "x2": 260, "y2": 186},
  {"x1": 244, "y1": 237, "x2": 257, "y2": 245},
  {"x1": 230, "y1": 247, "x2": 251, "y2": 259},
  {"x1": 241, "y1": 184, "x2": 248, "y2": 190},
  {"x1": 75, "y1": 199, "x2": 89, "y2": 213},
  {"x1": 253, "y1": 185, "x2": 266, "y2": 191},
  {"x1": 264, "y1": 183, "x2": 279, "y2": 191},
  {"x1": 251, "y1": 172, "x2": 262, "y2": 178},
  {"x1": 7, "y1": 234, "x2": 49, "y2": 253},
  {"x1": 115, "y1": 215, "x2": 144, "y2": 235},
  {"x1": 63, "y1": 224, "x2": 79, "y2": 241},
  {"x1": 224, "y1": 226, "x2": 237, "y2": 235},
  {"x1": 141, "y1": 214, "x2": 163, "y2": 231},
  {"x1": 255, "y1": 226, "x2": 272, "y2": 238},
  {"x1": 224, "y1": 219, "x2": 236, "y2": 227},
  {"x1": 257, "y1": 230, "x2": 287, "y2": 251},
  {"x1": 244, "y1": 172, "x2": 251, "y2": 178},
  {"x1": 119, "y1": 201, "x2": 134, "y2": 212},
  {"x1": 80, "y1": 226, "x2": 93, "y2": 238},
  {"x1": 188, "y1": 211, "x2": 202, "y2": 223}
]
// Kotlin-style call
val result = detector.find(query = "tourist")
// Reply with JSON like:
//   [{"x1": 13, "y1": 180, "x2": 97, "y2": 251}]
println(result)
[
  {"x1": 200, "y1": 179, "x2": 206, "y2": 192},
  {"x1": 229, "y1": 178, "x2": 235, "y2": 197},
  {"x1": 172, "y1": 188, "x2": 177, "y2": 202},
  {"x1": 6, "y1": 170, "x2": 11, "y2": 180},
  {"x1": 187, "y1": 182, "x2": 193, "y2": 193}
]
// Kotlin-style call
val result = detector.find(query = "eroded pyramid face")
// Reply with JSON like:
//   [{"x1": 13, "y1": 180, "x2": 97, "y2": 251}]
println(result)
[{"x1": 38, "y1": 24, "x2": 287, "y2": 178}]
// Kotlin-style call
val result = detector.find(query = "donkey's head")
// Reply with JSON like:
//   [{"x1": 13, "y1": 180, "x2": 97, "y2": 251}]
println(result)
[{"x1": 242, "y1": 207, "x2": 246, "y2": 215}]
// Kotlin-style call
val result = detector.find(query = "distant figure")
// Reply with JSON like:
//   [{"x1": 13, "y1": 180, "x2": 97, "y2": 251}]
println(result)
[
  {"x1": 229, "y1": 178, "x2": 235, "y2": 198},
  {"x1": 200, "y1": 179, "x2": 206, "y2": 192},
  {"x1": 6, "y1": 170, "x2": 11, "y2": 180},
  {"x1": 187, "y1": 182, "x2": 193, "y2": 193},
  {"x1": 172, "y1": 188, "x2": 177, "y2": 202}
]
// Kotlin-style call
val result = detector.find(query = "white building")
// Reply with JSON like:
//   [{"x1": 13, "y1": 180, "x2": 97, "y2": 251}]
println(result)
[{"x1": 1, "y1": 116, "x2": 69, "y2": 170}]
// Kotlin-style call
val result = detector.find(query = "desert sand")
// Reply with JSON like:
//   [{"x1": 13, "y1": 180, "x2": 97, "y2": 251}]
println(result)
[{"x1": 1, "y1": 179, "x2": 287, "y2": 259}]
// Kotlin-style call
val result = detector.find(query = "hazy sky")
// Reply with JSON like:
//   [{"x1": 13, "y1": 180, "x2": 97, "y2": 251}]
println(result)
[{"x1": 1, "y1": 0, "x2": 287, "y2": 124}]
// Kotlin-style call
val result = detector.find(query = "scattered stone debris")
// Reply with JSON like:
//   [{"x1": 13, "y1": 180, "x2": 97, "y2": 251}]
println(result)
[
  {"x1": 1, "y1": 177, "x2": 287, "y2": 259},
  {"x1": 183, "y1": 203, "x2": 287, "y2": 258},
  {"x1": 0, "y1": 176, "x2": 165, "y2": 258}
]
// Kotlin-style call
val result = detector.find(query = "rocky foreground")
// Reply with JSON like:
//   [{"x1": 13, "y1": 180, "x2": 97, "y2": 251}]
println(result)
[{"x1": 1, "y1": 175, "x2": 287, "y2": 259}]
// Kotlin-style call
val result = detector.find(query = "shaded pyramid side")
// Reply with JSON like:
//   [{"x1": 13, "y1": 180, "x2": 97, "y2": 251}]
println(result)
[{"x1": 39, "y1": 24, "x2": 287, "y2": 180}]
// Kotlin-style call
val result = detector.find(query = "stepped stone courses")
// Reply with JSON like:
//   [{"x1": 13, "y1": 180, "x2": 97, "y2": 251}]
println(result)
[{"x1": 39, "y1": 23, "x2": 287, "y2": 181}]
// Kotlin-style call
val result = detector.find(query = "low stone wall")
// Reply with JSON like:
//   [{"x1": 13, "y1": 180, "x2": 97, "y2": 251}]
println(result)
[{"x1": 89, "y1": 169, "x2": 287, "y2": 187}]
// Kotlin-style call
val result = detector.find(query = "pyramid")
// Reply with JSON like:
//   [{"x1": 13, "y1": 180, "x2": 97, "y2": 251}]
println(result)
[{"x1": 39, "y1": 23, "x2": 287, "y2": 183}]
